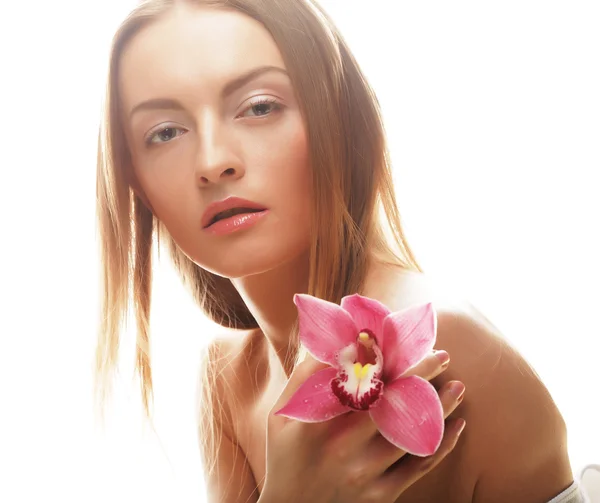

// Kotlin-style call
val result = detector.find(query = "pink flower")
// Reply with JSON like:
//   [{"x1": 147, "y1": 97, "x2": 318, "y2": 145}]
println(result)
[{"x1": 274, "y1": 294, "x2": 444, "y2": 456}]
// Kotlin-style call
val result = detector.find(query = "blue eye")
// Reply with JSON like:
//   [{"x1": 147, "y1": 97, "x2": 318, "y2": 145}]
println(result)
[
  {"x1": 144, "y1": 98, "x2": 282, "y2": 146},
  {"x1": 145, "y1": 126, "x2": 186, "y2": 145},
  {"x1": 241, "y1": 97, "x2": 282, "y2": 118}
]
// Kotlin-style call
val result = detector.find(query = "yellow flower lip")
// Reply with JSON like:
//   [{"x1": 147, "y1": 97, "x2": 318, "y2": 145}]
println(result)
[{"x1": 353, "y1": 362, "x2": 372, "y2": 379}]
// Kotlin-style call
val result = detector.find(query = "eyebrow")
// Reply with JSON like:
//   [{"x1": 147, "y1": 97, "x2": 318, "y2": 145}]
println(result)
[{"x1": 128, "y1": 65, "x2": 289, "y2": 119}]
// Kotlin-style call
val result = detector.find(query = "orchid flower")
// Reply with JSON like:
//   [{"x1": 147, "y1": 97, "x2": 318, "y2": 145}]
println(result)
[{"x1": 274, "y1": 294, "x2": 445, "y2": 457}]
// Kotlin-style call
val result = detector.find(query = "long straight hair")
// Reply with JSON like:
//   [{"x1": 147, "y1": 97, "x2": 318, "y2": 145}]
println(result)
[{"x1": 95, "y1": 0, "x2": 421, "y2": 482}]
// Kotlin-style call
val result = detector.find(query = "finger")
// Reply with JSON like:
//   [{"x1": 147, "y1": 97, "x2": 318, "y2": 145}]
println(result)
[
  {"x1": 362, "y1": 380, "x2": 466, "y2": 472},
  {"x1": 401, "y1": 350, "x2": 450, "y2": 381},
  {"x1": 327, "y1": 409, "x2": 380, "y2": 445},
  {"x1": 438, "y1": 380, "x2": 465, "y2": 416},
  {"x1": 376, "y1": 418, "x2": 467, "y2": 501}
]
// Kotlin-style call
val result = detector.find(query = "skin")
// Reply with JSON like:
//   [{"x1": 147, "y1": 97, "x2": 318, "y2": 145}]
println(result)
[{"x1": 118, "y1": 5, "x2": 574, "y2": 503}]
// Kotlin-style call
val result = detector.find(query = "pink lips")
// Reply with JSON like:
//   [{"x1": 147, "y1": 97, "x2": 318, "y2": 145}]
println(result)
[{"x1": 201, "y1": 196, "x2": 269, "y2": 236}]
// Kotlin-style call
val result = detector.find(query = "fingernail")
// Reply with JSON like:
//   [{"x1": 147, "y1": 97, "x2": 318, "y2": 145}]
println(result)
[
  {"x1": 435, "y1": 350, "x2": 450, "y2": 367},
  {"x1": 455, "y1": 418, "x2": 466, "y2": 435},
  {"x1": 450, "y1": 382, "x2": 465, "y2": 401}
]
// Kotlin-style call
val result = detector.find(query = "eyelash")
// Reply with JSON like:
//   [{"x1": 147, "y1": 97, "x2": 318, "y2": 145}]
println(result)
[{"x1": 144, "y1": 97, "x2": 283, "y2": 146}]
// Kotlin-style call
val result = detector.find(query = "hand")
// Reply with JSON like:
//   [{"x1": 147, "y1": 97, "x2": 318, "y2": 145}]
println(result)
[{"x1": 260, "y1": 351, "x2": 466, "y2": 503}]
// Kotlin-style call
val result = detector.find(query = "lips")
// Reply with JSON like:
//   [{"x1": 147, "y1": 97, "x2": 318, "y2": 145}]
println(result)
[
  {"x1": 201, "y1": 197, "x2": 267, "y2": 229},
  {"x1": 208, "y1": 207, "x2": 263, "y2": 226}
]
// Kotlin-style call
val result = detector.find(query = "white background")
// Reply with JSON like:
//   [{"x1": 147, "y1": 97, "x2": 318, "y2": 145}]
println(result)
[{"x1": 0, "y1": 1, "x2": 598, "y2": 501}]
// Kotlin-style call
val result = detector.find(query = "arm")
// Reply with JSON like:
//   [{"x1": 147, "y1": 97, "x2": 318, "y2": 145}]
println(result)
[
  {"x1": 197, "y1": 338, "x2": 260, "y2": 503},
  {"x1": 438, "y1": 305, "x2": 573, "y2": 503}
]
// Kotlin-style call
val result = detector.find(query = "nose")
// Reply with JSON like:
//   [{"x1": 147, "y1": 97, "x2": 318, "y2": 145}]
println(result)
[{"x1": 194, "y1": 116, "x2": 245, "y2": 186}]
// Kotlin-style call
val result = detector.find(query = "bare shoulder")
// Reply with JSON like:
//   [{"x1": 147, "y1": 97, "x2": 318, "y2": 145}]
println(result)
[
  {"x1": 373, "y1": 268, "x2": 573, "y2": 503},
  {"x1": 438, "y1": 303, "x2": 573, "y2": 503},
  {"x1": 197, "y1": 328, "x2": 265, "y2": 431},
  {"x1": 200, "y1": 326, "x2": 265, "y2": 392},
  {"x1": 201, "y1": 328, "x2": 261, "y2": 377}
]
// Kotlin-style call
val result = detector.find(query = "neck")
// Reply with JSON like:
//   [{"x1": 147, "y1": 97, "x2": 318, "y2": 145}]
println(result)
[{"x1": 231, "y1": 250, "x2": 310, "y2": 376}]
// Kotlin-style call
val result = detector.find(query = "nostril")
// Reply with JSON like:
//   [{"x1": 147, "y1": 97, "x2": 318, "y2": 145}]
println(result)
[{"x1": 199, "y1": 168, "x2": 237, "y2": 184}]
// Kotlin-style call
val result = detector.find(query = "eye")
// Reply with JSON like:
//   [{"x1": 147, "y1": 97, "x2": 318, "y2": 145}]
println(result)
[
  {"x1": 145, "y1": 126, "x2": 187, "y2": 146},
  {"x1": 240, "y1": 97, "x2": 283, "y2": 118}
]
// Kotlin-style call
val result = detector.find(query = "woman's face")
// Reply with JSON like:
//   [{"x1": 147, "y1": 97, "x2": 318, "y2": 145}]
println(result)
[{"x1": 118, "y1": 5, "x2": 312, "y2": 278}]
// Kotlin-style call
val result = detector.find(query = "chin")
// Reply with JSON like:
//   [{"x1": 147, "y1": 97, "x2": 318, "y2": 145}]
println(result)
[{"x1": 188, "y1": 239, "x2": 310, "y2": 280}]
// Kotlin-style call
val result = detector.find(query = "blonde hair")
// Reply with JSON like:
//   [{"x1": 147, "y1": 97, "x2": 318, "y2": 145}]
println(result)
[{"x1": 95, "y1": 0, "x2": 421, "y2": 484}]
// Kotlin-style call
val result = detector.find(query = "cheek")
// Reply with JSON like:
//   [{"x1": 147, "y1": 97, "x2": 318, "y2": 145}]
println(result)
[
  {"x1": 292, "y1": 145, "x2": 312, "y2": 222},
  {"x1": 273, "y1": 126, "x2": 313, "y2": 246},
  {"x1": 132, "y1": 153, "x2": 198, "y2": 228},
  {"x1": 278, "y1": 125, "x2": 312, "y2": 212}
]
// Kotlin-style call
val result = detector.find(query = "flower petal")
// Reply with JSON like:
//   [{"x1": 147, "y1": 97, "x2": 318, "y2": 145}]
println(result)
[
  {"x1": 294, "y1": 294, "x2": 358, "y2": 366},
  {"x1": 382, "y1": 302, "x2": 437, "y2": 381},
  {"x1": 369, "y1": 375, "x2": 444, "y2": 456},
  {"x1": 274, "y1": 367, "x2": 352, "y2": 422},
  {"x1": 341, "y1": 294, "x2": 390, "y2": 349}
]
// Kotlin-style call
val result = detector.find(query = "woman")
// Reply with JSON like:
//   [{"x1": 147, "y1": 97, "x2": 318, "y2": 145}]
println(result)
[{"x1": 95, "y1": 1, "x2": 586, "y2": 502}]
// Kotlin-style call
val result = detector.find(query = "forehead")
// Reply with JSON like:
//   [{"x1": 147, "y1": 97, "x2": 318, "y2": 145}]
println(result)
[{"x1": 118, "y1": 6, "x2": 287, "y2": 109}]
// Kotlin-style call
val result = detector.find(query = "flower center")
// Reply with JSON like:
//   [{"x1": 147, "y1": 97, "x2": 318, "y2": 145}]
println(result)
[
  {"x1": 356, "y1": 331, "x2": 377, "y2": 366},
  {"x1": 331, "y1": 330, "x2": 384, "y2": 411}
]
